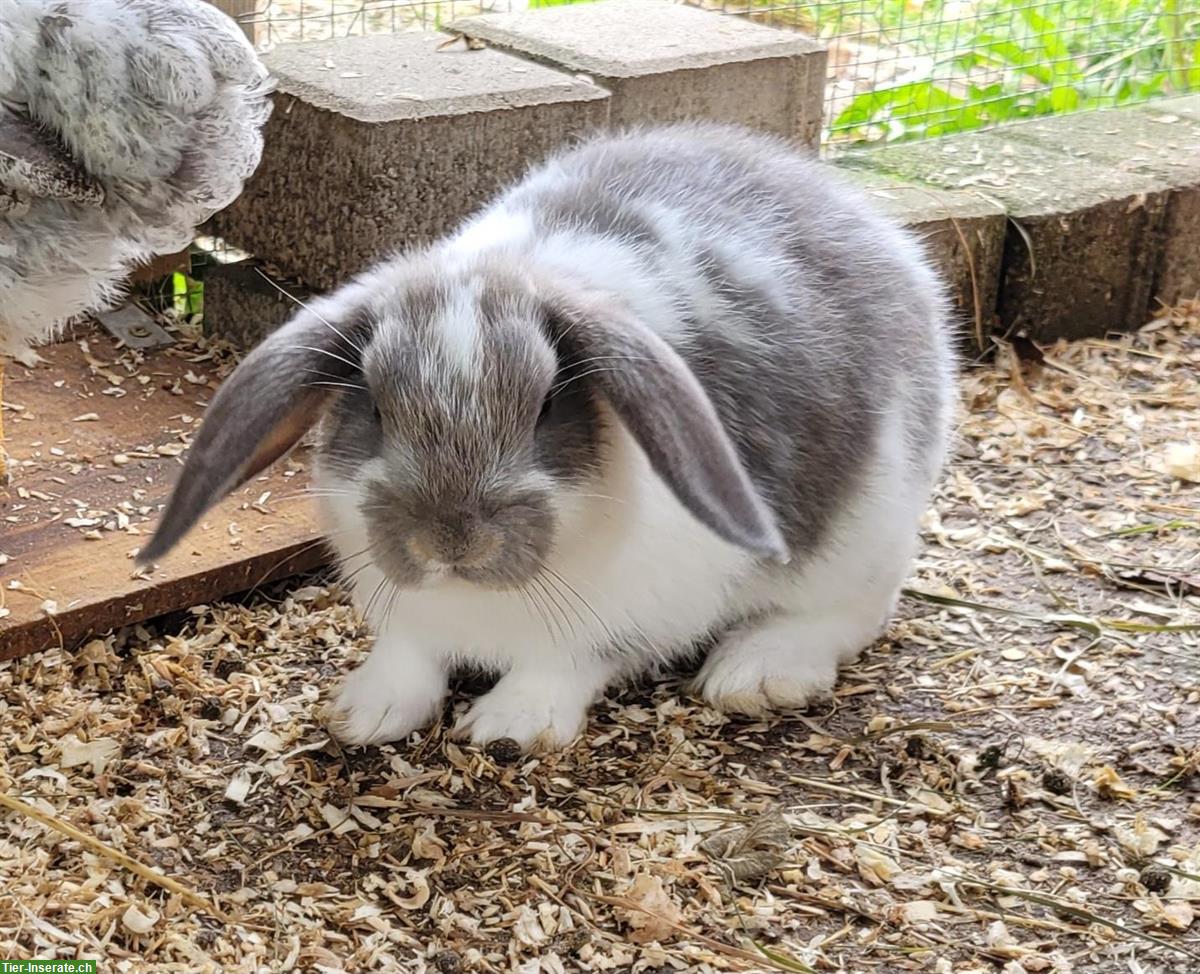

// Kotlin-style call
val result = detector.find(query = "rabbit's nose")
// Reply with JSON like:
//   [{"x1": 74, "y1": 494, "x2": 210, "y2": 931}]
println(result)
[
  {"x1": 423, "y1": 511, "x2": 498, "y2": 567},
  {"x1": 432, "y1": 511, "x2": 474, "y2": 562}
]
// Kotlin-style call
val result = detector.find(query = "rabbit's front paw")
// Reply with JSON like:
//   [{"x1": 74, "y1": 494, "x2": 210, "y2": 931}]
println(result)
[
  {"x1": 324, "y1": 649, "x2": 447, "y2": 747},
  {"x1": 693, "y1": 613, "x2": 863, "y2": 717},
  {"x1": 454, "y1": 677, "x2": 586, "y2": 751},
  {"x1": 453, "y1": 658, "x2": 615, "y2": 751}
]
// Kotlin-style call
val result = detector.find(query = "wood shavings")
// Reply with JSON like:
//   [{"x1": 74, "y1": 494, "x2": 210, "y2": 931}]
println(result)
[
  {"x1": 1114, "y1": 815, "x2": 1170, "y2": 857},
  {"x1": 120, "y1": 902, "x2": 159, "y2": 935},
  {"x1": 56, "y1": 736, "x2": 120, "y2": 775},
  {"x1": 1094, "y1": 765, "x2": 1137, "y2": 800},
  {"x1": 223, "y1": 769, "x2": 252, "y2": 805},
  {"x1": 1, "y1": 303, "x2": 1199, "y2": 970},
  {"x1": 1163, "y1": 441, "x2": 1200, "y2": 482}
]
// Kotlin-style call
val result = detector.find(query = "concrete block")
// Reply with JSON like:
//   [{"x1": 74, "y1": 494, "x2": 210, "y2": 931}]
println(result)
[
  {"x1": 999, "y1": 105, "x2": 1200, "y2": 307},
  {"x1": 1144, "y1": 97, "x2": 1200, "y2": 303},
  {"x1": 1156, "y1": 180, "x2": 1200, "y2": 305},
  {"x1": 201, "y1": 260, "x2": 311, "y2": 350},
  {"x1": 1152, "y1": 92, "x2": 1200, "y2": 119},
  {"x1": 838, "y1": 164, "x2": 1005, "y2": 347},
  {"x1": 453, "y1": 0, "x2": 827, "y2": 146},
  {"x1": 870, "y1": 129, "x2": 1172, "y2": 341},
  {"x1": 208, "y1": 33, "x2": 609, "y2": 291}
]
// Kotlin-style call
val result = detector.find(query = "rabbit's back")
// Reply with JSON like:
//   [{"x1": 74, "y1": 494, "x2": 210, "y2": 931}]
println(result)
[{"x1": 495, "y1": 124, "x2": 955, "y2": 556}]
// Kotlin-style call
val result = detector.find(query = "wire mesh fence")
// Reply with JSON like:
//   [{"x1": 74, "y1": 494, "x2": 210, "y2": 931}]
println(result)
[
  {"x1": 718, "y1": 1, "x2": 1199, "y2": 145},
  {"x1": 172, "y1": 1, "x2": 1198, "y2": 316},
  {"x1": 232, "y1": 0, "x2": 505, "y2": 43},
  {"x1": 222, "y1": 1, "x2": 1199, "y2": 147}
]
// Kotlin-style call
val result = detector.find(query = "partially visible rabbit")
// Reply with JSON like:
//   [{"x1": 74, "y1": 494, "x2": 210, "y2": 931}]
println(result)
[{"x1": 141, "y1": 124, "x2": 956, "y2": 751}]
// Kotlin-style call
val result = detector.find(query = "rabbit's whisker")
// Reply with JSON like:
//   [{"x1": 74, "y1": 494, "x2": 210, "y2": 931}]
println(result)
[
  {"x1": 291, "y1": 344, "x2": 362, "y2": 375},
  {"x1": 255, "y1": 267, "x2": 369, "y2": 358},
  {"x1": 517, "y1": 581, "x2": 557, "y2": 647}
]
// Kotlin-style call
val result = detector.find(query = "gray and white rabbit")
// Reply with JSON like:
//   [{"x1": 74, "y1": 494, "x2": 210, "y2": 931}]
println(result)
[{"x1": 141, "y1": 125, "x2": 956, "y2": 751}]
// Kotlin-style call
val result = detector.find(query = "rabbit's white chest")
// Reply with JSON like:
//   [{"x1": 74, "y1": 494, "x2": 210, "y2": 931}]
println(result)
[{"x1": 317, "y1": 429, "x2": 759, "y2": 670}]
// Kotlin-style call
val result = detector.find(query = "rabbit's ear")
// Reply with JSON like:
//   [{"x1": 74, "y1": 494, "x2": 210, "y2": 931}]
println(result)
[
  {"x1": 138, "y1": 298, "x2": 371, "y2": 564},
  {"x1": 543, "y1": 285, "x2": 788, "y2": 563}
]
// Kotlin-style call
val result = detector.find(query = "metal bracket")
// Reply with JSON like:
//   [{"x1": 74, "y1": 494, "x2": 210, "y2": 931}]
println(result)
[{"x1": 95, "y1": 303, "x2": 176, "y2": 351}]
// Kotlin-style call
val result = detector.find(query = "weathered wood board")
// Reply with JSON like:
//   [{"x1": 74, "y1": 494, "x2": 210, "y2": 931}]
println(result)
[{"x1": 0, "y1": 326, "x2": 327, "y2": 661}]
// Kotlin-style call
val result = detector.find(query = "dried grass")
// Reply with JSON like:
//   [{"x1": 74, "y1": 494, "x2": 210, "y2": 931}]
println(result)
[{"x1": 1, "y1": 303, "x2": 1199, "y2": 972}]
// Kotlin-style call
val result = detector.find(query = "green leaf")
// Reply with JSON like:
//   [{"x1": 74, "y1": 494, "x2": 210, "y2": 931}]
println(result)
[{"x1": 1048, "y1": 86, "x2": 1082, "y2": 112}]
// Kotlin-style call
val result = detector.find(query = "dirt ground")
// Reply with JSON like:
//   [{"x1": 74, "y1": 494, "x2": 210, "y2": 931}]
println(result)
[{"x1": 1, "y1": 304, "x2": 1198, "y2": 973}]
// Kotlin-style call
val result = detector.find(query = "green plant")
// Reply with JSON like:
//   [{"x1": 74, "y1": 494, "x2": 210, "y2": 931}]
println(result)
[
  {"x1": 172, "y1": 271, "x2": 203, "y2": 319},
  {"x1": 827, "y1": 0, "x2": 1200, "y2": 143}
]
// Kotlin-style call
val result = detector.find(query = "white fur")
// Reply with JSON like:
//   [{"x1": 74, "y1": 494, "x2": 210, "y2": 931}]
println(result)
[
  {"x1": 433, "y1": 208, "x2": 535, "y2": 374},
  {"x1": 447, "y1": 206, "x2": 534, "y2": 262},
  {"x1": 316, "y1": 135, "x2": 954, "y2": 752},
  {"x1": 320, "y1": 391, "x2": 939, "y2": 749},
  {"x1": 691, "y1": 400, "x2": 931, "y2": 712},
  {"x1": 433, "y1": 284, "x2": 481, "y2": 374}
]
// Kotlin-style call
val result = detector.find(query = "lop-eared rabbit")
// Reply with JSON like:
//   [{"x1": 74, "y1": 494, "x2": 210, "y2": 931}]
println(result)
[{"x1": 142, "y1": 125, "x2": 956, "y2": 751}]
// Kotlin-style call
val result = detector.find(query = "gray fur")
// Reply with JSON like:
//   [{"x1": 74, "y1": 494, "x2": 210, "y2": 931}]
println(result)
[
  {"x1": 498, "y1": 125, "x2": 953, "y2": 555},
  {"x1": 145, "y1": 125, "x2": 953, "y2": 584},
  {"x1": 137, "y1": 295, "x2": 372, "y2": 562},
  {"x1": 0, "y1": 0, "x2": 271, "y2": 357}
]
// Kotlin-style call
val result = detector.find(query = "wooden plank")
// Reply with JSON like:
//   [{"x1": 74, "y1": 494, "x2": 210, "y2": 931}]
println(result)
[
  {"x1": 0, "y1": 325, "x2": 326, "y2": 661},
  {"x1": 128, "y1": 249, "x2": 190, "y2": 286},
  {"x1": 207, "y1": 0, "x2": 262, "y2": 46}
]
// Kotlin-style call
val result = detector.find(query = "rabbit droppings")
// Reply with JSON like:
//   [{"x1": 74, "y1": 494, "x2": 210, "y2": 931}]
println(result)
[{"x1": 142, "y1": 125, "x2": 956, "y2": 751}]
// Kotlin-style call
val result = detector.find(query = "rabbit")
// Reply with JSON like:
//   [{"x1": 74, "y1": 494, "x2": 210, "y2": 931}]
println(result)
[{"x1": 140, "y1": 123, "x2": 957, "y2": 751}]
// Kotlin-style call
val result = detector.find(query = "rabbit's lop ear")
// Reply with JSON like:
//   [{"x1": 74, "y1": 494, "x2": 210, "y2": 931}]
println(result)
[
  {"x1": 544, "y1": 286, "x2": 789, "y2": 563},
  {"x1": 138, "y1": 299, "x2": 370, "y2": 564}
]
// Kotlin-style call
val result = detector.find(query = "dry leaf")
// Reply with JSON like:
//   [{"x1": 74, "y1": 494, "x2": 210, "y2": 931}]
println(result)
[
  {"x1": 619, "y1": 873, "x2": 682, "y2": 944},
  {"x1": 1027, "y1": 738, "x2": 1094, "y2": 776},
  {"x1": 698, "y1": 809, "x2": 790, "y2": 884},
  {"x1": 855, "y1": 845, "x2": 902, "y2": 886},
  {"x1": 907, "y1": 787, "x2": 954, "y2": 816},
  {"x1": 1161, "y1": 901, "x2": 1194, "y2": 930}
]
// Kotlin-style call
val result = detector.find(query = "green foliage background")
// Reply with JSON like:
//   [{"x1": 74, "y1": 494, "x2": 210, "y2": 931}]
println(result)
[
  {"x1": 156, "y1": 2, "x2": 1199, "y2": 315},
  {"x1": 531, "y1": 1, "x2": 1200, "y2": 143},
  {"x1": 804, "y1": 0, "x2": 1200, "y2": 142}
]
